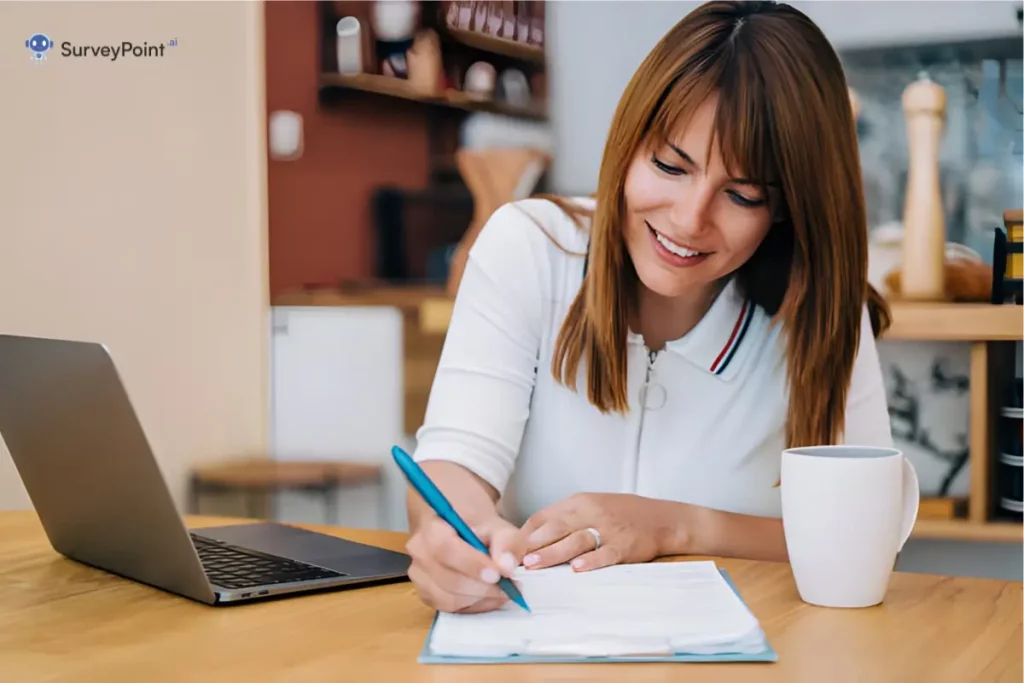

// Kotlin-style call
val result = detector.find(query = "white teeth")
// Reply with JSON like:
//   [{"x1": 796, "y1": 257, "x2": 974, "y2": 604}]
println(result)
[{"x1": 654, "y1": 231, "x2": 703, "y2": 258}]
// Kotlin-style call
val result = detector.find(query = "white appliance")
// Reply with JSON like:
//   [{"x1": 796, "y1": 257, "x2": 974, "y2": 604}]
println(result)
[{"x1": 269, "y1": 306, "x2": 410, "y2": 530}]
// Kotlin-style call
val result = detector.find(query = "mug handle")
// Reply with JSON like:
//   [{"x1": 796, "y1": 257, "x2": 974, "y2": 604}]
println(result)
[{"x1": 897, "y1": 456, "x2": 921, "y2": 551}]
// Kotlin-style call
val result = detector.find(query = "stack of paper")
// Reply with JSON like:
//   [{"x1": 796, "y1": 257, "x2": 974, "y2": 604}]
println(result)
[{"x1": 425, "y1": 560, "x2": 773, "y2": 661}]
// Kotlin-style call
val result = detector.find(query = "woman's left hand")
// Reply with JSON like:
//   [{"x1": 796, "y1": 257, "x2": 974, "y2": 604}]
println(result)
[{"x1": 517, "y1": 493, "x2": 697, "y2": 572}]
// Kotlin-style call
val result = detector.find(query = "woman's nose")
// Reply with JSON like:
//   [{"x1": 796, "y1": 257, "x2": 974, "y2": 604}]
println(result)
[{"x1": 667, "y1": 185, "x2": 714, "y2": 238}]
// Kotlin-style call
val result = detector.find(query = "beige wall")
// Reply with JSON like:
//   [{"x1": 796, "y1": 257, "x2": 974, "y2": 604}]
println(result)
[{"x1": 0, "y1": 2, "x2": 268, "y2": 510}]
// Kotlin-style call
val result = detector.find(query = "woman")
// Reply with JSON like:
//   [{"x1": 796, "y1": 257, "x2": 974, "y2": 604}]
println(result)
[{"x1": 405, "y1": 0, "x2": 893, "y2": 614}]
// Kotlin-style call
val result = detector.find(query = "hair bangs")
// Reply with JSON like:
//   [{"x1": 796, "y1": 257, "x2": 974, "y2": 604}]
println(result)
[
  {"x1": 643, "y1": 42, "x2": 781, "y2": 212},
  {"x1": 712, "y1": 43, "x2": 781, "y2": 208},
  {"x1": 644, "y1": 57, "x2": 721, "y2": 154}
]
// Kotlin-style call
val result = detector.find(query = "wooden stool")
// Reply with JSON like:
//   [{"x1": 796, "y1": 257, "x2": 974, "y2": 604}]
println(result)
[{"x1": 189, "y1": 458, "x2": 384, "y2": 525}]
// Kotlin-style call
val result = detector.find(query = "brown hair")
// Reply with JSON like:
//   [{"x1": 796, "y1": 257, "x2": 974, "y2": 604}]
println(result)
[{"x1": 546, "y1": 0, "x2": 890, "y2": 449}]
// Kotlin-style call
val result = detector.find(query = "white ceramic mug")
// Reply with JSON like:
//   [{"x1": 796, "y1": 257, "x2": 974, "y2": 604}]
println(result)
[{"x1": 781, "y1": 445, "x2": 919, "y2": 608}]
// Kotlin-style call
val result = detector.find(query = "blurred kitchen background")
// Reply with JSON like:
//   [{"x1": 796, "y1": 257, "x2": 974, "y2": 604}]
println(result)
[{"x1": 1, "y1": 1, "x2": 1021, "y2": 580}]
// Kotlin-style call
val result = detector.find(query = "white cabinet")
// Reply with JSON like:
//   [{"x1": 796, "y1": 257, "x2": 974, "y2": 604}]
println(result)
[
  {"x1": 791, "y1": 1, "x2": 1022, "y2": 50},
  {"x1": 270, "y1": 305, "x2": 405, "y2": 460},
  {"x1": 269, "y1": 305, "x2": 410, "y2": 529}
]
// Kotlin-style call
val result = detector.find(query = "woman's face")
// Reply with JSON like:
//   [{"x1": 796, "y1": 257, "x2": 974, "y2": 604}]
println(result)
[{"x1": 623, "y1": 93, "x2": 775, "y2": 300}]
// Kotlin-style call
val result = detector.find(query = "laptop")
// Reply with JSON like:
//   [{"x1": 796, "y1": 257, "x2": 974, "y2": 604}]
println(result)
[{"x1": 0, "y1": 334, "x2": 411, "y2": 605}]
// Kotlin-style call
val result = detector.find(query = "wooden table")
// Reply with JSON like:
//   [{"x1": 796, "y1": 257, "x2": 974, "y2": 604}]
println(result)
[{"x1": 2, "y1": 511, "x2": 1021, "y2": 682}]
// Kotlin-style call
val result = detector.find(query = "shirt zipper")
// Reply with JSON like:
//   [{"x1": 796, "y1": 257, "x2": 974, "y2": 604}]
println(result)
[{"x1": 626, "y1": 347, "x2": 659, "y2": 493}]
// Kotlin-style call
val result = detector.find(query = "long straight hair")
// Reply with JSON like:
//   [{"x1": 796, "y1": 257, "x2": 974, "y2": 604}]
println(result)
[{"x1": 548, "y1": 1, "x2": 890, "y2": 449}]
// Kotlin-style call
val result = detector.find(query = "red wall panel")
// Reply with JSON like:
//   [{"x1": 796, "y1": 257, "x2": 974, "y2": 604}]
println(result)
[{"x1": 264, "y1": 1, "x2": 431, "y2": 296}]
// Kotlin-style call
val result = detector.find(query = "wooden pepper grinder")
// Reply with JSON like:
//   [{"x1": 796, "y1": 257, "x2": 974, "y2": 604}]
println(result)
[{"x1": 899, "y1": 72, "x2": 947, "y2": 300}]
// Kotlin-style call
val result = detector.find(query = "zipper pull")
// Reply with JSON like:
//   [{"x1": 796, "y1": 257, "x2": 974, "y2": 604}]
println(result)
[{"x1": 641, "y1": 348, "x2": 666, "y2": 410}]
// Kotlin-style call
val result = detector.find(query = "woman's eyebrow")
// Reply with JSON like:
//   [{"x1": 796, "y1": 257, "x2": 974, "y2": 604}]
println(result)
[{"x1": 667, "y1": 143, "x2": 696, "y2": 167}]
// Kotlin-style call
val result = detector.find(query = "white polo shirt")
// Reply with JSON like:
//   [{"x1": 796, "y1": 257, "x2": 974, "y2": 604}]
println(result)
[{"x1": 412, "y1": 197, "x2": 893, "y2": 525}]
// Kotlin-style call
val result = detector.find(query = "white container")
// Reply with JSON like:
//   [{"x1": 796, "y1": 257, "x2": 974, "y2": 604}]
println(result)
[
  {"x1": 336, "y1": 17, "x2": 363, "y2": 74},
  {"x1": 268, "y1": 110, "x2": 303, "y2": 161},
  {"x1": 372, "y1": 0, "x2": 417, "y2": 42}
]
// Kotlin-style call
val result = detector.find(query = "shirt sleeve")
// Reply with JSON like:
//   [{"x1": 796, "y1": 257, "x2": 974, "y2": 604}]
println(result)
[
  {"x1": 411, "y1": 201, "x2": 552, "y2": 494},
  {"x1": 841, "y1": 305, "x2": 894, "y2": 448}
]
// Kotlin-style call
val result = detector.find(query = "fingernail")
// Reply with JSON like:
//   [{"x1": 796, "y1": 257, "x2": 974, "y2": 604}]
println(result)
[
  {"x1": 523, "y1": 553, "x2": 539, "y2": 567},
  {"x1": 571, "y1": 558, "x2": 583, "y2": 570},
  {"x1": 480, "y1": 568, "x2": 500, "y2": 584},
  {"x1": 499, "y1": 552, "x2": 517, "y2": 574}
]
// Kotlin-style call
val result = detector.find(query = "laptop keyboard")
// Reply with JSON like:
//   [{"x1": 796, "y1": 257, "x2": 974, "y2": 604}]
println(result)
[{"x1": 190, "y1": 534, "x2": 346, "y2": 590}]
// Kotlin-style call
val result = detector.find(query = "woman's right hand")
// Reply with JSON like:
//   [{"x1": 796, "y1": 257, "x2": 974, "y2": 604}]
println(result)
[{"x1": 405, "y1": 513, "x2": 523, "y2": 613}]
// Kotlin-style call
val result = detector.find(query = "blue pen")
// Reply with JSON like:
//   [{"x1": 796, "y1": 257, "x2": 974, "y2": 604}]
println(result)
[{"x1": 391, "y1": 445, "x2": 530, "y2": 613}]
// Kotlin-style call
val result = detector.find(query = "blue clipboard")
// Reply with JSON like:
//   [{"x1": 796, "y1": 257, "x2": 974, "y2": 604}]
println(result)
[{"x1": 417, "y1": 569, "x2": 778, "y2": 665}]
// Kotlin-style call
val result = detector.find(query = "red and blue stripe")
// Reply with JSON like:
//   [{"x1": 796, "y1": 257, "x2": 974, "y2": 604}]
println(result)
[{"x1": 710, "y1": 299, "x2": 754, "y2": 376}]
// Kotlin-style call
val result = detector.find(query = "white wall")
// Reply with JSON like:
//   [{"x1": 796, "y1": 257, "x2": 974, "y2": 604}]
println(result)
[
  {"x1": 0, "y1": 2, "x2": 269, "y2": 511},
  {"x1": 547, "y1": 1, "x2": 701, "y2": 194}
]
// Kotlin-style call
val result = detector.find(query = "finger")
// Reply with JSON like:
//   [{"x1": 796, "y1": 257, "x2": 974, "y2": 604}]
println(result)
[
  {"x1": 487, "y1": 524, "x2": 527, "y2": 577},
  {"x1": 569, "y1": 544, "x2": 622, "y2": 572},
  {"x1": 417, "y1": 550, "x2": 508, "y2": 601},
  {"x1": 518, "y1": 511, "x2": 548, "y2": 540},
  {"x1": 523, "y1": 528, "x2": 597, "y2": 570},
  {"x1": 456, "y1": 595, "x2": 510, "y2": 614},
  {"x1": 420, "y1": 518, "x2": 502, "y2": 580},
  {"x1": 523, "y1": 518, "x2": 575, "y2": 555},
  {"x1": 408, "y1": 561, "x2": 467, "y2": 613},
  {"x1": 410, "y1": 556, "x2": 509, "y2": 614},
  {"x1": 519, "y1": 499, "x2": 572, "y2": 541}
]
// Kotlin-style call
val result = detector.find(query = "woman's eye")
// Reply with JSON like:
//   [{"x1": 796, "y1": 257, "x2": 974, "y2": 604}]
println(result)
[
  {"x1": 726, "y1": 190, "x2": 766, "y2": 209},
  {"x1": 651, "y1": 155, "x2": 685, "y2": 176}
]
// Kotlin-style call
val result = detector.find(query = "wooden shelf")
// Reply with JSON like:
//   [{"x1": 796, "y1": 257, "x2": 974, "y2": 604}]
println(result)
[
  {"x1": 393, "y1": 300, "x2": 1024, "y2": 342},
  {"x1": 911, "y1": 519, "x2": 1022, "y2": 543},
  {"x1": 273, "y1": 284, "x2": 448, "y2": 311},
  {"x1": 318, "y1": 73, "x2": 547, "y2": 121},
  {"x1": 883, "y1": 301, "x2": 1023, "y2": 341},
  {"x1": 444, "y1": 27, "x2": 545, "y2": 64},
  {"x1": 881, "y1": 301, "x2": 1022, "y2": 543}
]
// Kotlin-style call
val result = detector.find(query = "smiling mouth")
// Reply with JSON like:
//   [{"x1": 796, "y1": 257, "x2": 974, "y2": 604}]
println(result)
[{"x1": 646, "y1": 222, "x2": 709, "y2": 258}]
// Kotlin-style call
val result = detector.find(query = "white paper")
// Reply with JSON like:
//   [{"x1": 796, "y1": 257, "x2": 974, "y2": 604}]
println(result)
[{"x1": 428, "y1": 560, "x2": 768, "y2": 658}]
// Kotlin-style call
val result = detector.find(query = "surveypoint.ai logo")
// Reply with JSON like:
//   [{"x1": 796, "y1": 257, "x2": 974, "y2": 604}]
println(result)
[
  {"x1": 26, "y1": 34, "x2": 178, "y2": 63},
  {"x1": 26, "y1": 33, "x2": 54, "y2": 61}
]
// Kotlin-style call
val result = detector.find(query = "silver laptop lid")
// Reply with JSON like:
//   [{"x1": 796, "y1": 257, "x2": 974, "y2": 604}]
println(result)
[{"x1": 0, "y1": 334, "x2": 215, "y2": 603}]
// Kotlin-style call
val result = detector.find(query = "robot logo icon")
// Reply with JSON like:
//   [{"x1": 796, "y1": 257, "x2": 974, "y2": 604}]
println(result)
[{"x1": 26, "y1": 33, "x2": 54, "y2": 62}]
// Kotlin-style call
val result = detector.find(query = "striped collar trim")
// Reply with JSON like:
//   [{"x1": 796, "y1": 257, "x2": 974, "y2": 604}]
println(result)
[
  {"x1": 709, "y1": 298, "x2": 755, "y2": 375},
  {"x1": 586, "y1": 251, "x2": 757, "y2": 380},
  {"x1": 654, "y1": 278, "x2": 758, "y2": 380}
]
